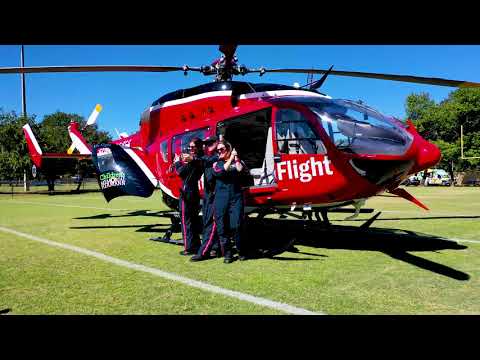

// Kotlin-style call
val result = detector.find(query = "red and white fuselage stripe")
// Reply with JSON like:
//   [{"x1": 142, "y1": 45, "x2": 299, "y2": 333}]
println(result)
[{"x1": 148, "y1": 89, "x2": 330, "y2": 112}]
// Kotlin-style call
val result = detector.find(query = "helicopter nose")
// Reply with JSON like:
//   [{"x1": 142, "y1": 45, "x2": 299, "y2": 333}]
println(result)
[{"x1": 413, "y1": 139, "x2": 441, "y2": 172}]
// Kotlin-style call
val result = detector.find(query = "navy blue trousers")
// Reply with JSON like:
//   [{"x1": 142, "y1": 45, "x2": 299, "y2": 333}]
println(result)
[
  {"x1": 179, "y1": 194, "x2": 201, "y2": 253},
  {"x1": 214, "y1": 192, "x2": 245, "y2": 258},
  {"x1": 197, "y1": 192, "x2": 219, "y2": 257}
]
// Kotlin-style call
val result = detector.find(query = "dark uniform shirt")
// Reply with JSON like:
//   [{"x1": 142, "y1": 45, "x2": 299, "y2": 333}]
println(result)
[
  {"x1": 213, "y1": 160, "x2": 248, "y2": 194},
  {"x1": 200, "y1": 154, "x2": 219, "y2": 196},
  {"x1": 175, "y1": 157, "x2": 204, "y2": 201}
]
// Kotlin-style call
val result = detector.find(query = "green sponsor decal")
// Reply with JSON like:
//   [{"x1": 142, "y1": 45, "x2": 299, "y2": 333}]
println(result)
[
  {"x1": 100, "y1": 171, "x2": 126, "y2": 189},
  {"x1": 100, "y1": 171, "x2": 124, "y2": 181}
]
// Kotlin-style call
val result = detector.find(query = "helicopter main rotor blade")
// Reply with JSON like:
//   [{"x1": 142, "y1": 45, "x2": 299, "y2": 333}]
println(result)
[
  {"x1": 0, "y1": 65, "x2": 197, "y2": 74},
  {"x1": 265, "y1": 68, "x2": 480, "y2": 88}
]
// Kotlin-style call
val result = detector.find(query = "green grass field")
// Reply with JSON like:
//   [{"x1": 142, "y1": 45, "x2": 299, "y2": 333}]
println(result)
[{"x1": 1, "y1": 186, "x2": 479, "y2": 314}]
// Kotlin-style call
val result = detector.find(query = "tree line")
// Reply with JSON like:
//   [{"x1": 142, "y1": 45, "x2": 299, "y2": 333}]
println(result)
[
  {"x1": 0, "y1": 109, "x2": 111, "y2": 183},
  {"x1": 405, "y1": 87, "x2": 480, "y2": 175}
]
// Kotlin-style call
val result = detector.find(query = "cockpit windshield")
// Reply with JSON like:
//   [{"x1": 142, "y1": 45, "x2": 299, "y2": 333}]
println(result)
[{"x1": 303, "y1": 98, "x2": 413, "y2": 155}]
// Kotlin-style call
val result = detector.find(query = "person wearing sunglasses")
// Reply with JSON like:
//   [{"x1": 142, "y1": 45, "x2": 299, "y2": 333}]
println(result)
[
  {"x1": 174, "y1": 137, "x2": 204, "y2": 256},
  {"x1": 191, "y1": 135, "x2": 221, "y2": 262},
  {"x1": 211, "y1": 141, "x2": 249, "y2": 263}
]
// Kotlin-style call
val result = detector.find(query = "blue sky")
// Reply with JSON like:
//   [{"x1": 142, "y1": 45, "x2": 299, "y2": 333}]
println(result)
[{"x1": 1, "y1": 45, "x2": 480, "y2": 137}]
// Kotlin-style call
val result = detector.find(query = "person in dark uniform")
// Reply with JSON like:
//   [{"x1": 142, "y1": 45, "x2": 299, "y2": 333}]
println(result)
[
  {"x1": 211, "y1": 141, "x2": 249, "y2": 264},
  {"x1": 174, "y1": 138, "x2": 204, "y2": 256},
  {"x1": 190, "y1": 136, "x2": 221, "y2": 262}
]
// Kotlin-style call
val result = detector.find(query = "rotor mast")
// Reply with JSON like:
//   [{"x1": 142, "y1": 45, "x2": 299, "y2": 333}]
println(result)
[{"x1": 197, "y1": 44, "x2": 263, "y2": 82}]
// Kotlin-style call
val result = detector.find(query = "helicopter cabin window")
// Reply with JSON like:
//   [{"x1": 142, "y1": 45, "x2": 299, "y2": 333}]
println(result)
[
  {"x1": 216, "y1": 108, "x2": 274, "y2": 186},
  {"x1": 160, "y1": 139, "x2": 169, "y2": 162},
  {"x1": 275, "y1": 109, "x2": 327, "y2": 155},
  {"x1": 307, "y1": 100, "x2": 413, "y2": 156},
  {"x1": 171, "y1": 127, "x2": 210, "y2": 159}
]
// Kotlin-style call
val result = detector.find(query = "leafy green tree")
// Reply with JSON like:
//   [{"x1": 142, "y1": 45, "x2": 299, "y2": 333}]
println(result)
[
  {"x1": 405, "y1": 92, "x2": 435, "y2": 122},
  {"x1": 37, "y1": 111, "x2": 112, "y2": 190},
  {"x1": 432, "y1": 139, "x2": 460, "y2": 181},
  {"x1": 39, "y1": 111, "x2": 111, "y2": 153},
  {"x1": 0, "y1": 109, "x2": 112, "y2": 190},
  {"x1": 0, "y1": 110, "x2": 37, "y2": 181},
  {"x1": 405, "y1": 88, "x2": 480, "y2": 175},
  {"x1": 461, "y1": 132, "x2": 480, "y2": 168}
]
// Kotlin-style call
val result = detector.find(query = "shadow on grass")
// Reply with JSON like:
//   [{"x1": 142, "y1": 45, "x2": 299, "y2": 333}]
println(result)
[
  {"x1": 245, "y1": 218, "x2": 470, "y2": 281},
  {"x1": 71, "y1": 211, "x2": 470, "y2": 280},
  {"x1": 72, "y1": 210, "x2": 178, "y2": 234},
  {"x1": 269, "y1": 257, "x2": 324, "y2": 261},
  {"x1": 74, "y1": 210, "x2": 175, "y2": 221}
]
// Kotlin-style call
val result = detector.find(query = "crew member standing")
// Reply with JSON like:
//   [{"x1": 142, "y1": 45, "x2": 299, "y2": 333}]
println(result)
[
  {"x1": 212, "y1": 141, "x2": 248, "y2": 263},
  {"x1": 191, "y1": 136, "x2": 220, "y2": 262},
  {"x1": 175, "y1": 138, "x2": 204, "y2": 256}
]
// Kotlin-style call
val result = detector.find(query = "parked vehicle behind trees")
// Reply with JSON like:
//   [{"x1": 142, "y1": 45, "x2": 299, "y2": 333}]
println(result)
[
  {"x1": 424, "y1": 169, "x2": 451, "y2": 186},
  {"x1": 402, "y1": 173, "x2": 421, "y2": 186}
]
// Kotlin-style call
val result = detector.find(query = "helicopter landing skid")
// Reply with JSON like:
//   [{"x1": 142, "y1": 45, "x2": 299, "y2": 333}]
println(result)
[
  {"x1": 149, "y1": 212, "x2": 182, "y2": 245},
  {"x1": 150, "y1": 236, "x2": 184, "y2": 246}
]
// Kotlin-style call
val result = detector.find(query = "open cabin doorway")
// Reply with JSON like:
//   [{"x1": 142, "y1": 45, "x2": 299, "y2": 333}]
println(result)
[{"x1": 216, "y1": 108, "x2": 276, "y2": 187}]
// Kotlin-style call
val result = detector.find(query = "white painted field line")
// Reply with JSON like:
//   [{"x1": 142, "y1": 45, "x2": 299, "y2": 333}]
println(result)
[
  {"x1": 0, "y1": 226, "x2": 322, "y2": 315},
  {"x1": 445, "y1": 238, "x2": 480, "y2": 245},
  {"x1": 2, "y1": 200, "x2": 129, "y2": 212}
]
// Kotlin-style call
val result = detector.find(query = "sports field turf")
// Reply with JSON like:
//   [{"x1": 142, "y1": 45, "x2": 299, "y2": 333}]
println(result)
[{"x1": 1, "y1": 186, "x2": 479, "y2": 314}]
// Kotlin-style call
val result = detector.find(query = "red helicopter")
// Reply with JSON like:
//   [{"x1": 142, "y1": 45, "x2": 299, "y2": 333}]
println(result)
[{"x1": 3, "y1": 45, "x2": 480, "y2": 241}]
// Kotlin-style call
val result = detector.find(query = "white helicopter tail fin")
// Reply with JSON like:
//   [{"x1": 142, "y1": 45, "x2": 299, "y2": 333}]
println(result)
[
  {"x1": 67, "y1": 104, "x2": 103, "y2": 155},
  {"x1": 68, "y1": 122, "x2": 92, "y2": 155},
  {"x1": 22, "y1": 123, "x2": 43, "y2": 168}
]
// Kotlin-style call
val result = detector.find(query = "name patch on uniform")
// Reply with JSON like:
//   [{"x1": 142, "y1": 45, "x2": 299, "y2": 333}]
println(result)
[{"x1": 276, "y1": 156, "x2": 334, "y2": 183}]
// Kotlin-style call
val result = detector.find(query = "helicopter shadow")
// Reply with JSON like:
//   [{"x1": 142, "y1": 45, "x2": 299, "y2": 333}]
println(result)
[
  {"x1": 71, "y1": 211, "x2": 471, "y2": 280},
  {"x1": 71, "y1": 210, "x2": 178, "y2": 234},
  {"x1": 74, "y1": 210, "x2": 175, "y2": 220},
  {"x1": 245, "y1": 218, "x2": 470, "y2": 281}
]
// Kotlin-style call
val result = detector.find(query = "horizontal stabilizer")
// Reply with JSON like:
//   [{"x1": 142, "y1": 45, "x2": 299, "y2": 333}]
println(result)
[
  {"x1": 389, "y1": 187, "x2": 429, "y2": 210},
  {"x1": 42, "y1": 153, "x2": 91, "y2": 160}
]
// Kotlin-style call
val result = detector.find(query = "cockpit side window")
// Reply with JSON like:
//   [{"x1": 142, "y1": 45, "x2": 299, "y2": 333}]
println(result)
[
  {"x1": 308, "y1": 100, "x2": 413, "y2": 156},
  {"x1": 275, "y1": 108, "x2": 326, "y2": 155}
]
